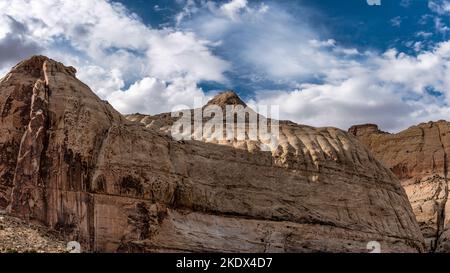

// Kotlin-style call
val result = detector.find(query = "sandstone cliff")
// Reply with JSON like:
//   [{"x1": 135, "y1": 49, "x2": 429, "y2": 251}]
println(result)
[
  {"x1": 349, "y1": 122, "x2": 450, "y2": 252},
  {"x1": 0, "y1": 56, "x2": 425, "y2": 252}
]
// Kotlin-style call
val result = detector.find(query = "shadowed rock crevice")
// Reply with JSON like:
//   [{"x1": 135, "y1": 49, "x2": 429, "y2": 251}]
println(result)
[
  {"x1": 0, "y1": 57, "x2": 46, "y2": 209},
  {"x1": 10, "y1": 76, "x2": 50, "y2": 220}
]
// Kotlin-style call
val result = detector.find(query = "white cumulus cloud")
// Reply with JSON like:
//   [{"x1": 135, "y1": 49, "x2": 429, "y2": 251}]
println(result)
[
  {"x1": 0, "y1": 0, "x2": 230, "y2": 113},
  {"x1": 2, "y1": 0, "x2": 450, "y2": 133},
  {"x1": 251, "y1": 41, "x2": 450, "y2": 132}
]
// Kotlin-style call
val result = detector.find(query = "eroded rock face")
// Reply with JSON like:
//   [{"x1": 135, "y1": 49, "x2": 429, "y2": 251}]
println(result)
[
  {"x1": 127, "y1": 92, "x2": 425, "y2": 252},
  {"x1": 0, "y1": 57, "x2": 46, "y2": 209},
  {"x1": 349, "y1": 122, "x2": 450, "y2": 252},
  {"x1": 0, "y1": 56, "x2": 425, "y2": 252}
]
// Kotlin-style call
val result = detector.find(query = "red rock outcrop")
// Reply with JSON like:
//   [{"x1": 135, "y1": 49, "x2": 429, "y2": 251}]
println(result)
[
  {"x1": 349, "y1": 122, "x2": 450, "y2": 252},
  {"x1": 0, "y1": 56, "x2": 425, "y2": 252}
]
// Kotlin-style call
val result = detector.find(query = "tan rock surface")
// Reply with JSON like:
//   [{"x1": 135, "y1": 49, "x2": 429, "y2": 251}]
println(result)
[
  {"x1": 127, "y1": 91, "x2": 425, "y2": 252},
  {"x1": 0, "y1": 56, "x2": 425, "y2": 252},
  {"x1": 349, "y1": 122, "x2": 450, "y2": 252}
]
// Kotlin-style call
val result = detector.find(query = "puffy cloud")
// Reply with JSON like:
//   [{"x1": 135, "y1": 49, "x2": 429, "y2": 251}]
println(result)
[
  {"x1": 2, "y1": 0, "x2": 450, "y2": 133},
  {"x1": 250, "y1": 41, "x2": 450, "y2": 132},
  {"x1": 108, "y1": 77, "x2": 208, "y2": 115},
  {"x1": 179, "y1": 1, "x2": 365, "y2": 87},
  {"x1": 0, "y1": 0, "x2": 230, "y2": 113},
  {"x1": 77, "y1": 65, "x2": 125, "y2": 98},
  {"x1": 147, "y1": 31, "x2": 230, "y2": 83},
  {"x1": 250, "y1": 79, "x2": 414, "y2": 132},
  {"x1": 429, "y1": 0, "x2": 450, "y2": 14},
  {"x1": 220, "y1": 0, "x2": 248, "y2": 21},
  {"x1": 170, "y1": 0, "x2": 450, "y2": 132},
  {"x1": 0, "y1": 15, "x2": 43, "y2": 67},
  {"x1": 385, "y1": 42, "x2": 450, "y2": 99}
]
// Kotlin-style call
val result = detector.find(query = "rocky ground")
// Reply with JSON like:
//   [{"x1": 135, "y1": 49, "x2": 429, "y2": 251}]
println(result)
[{"x1": 0, "y1": 210, "x2": 67, "y2": 253}]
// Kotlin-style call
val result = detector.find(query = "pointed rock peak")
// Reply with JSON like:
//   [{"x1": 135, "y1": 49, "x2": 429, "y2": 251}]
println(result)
[
  {"x1": 206, "y1": 91, "x2": 247, "y2": 108},
  {"x1": 10, "y1": 55, "x2": 50, "y2": 77},
  {"x1": 11, "y1": 55, "x2": 77, "y2": 78}
]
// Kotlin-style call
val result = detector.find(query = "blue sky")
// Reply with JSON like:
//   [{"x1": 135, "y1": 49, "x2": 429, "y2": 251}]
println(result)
[
  {"x1": 118, "y1": 0, "x2": 444, "y2": 53},
  {"x1": 1, "y1": 0, "x2": 450, "y2": 131},
  {"x1": 115, "y1": 0, "x2": 450, "y2": 96}
]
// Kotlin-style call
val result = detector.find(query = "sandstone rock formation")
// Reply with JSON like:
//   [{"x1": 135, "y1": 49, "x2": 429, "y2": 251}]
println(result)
[
  {"x1": 0, "y1": 56, "x2": 425, "y2": 252},
  {"x1": 349, "y1": 122, "x2": 450, "y2": 252},
  {"x1": 127, "y1": 93, "x2": 426, "y2": 252}
]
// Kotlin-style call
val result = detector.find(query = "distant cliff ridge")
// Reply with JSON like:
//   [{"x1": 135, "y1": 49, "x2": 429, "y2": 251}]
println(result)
[{"x1": 349, "y1": 121, "x2": 450, "y2": 252}]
